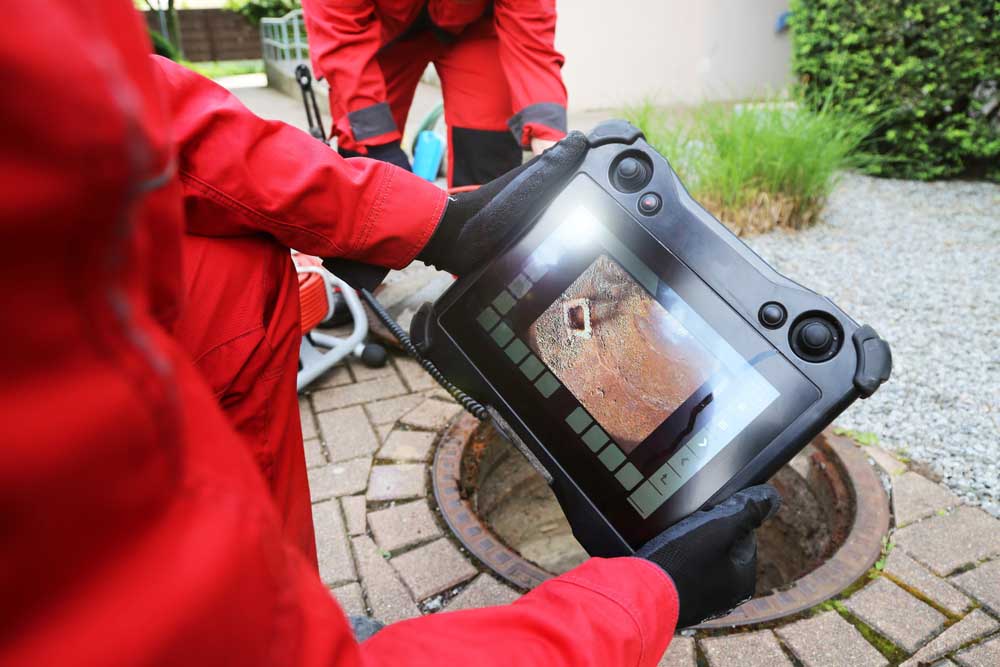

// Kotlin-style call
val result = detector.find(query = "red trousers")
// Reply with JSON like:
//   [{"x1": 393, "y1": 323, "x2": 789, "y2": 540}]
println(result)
[
  {"x1": 344, "y1": 21, "x2": 526, "y2": 186},
  {"x1": 173, "y1": 234, "x2": 317, "y2": 567}
]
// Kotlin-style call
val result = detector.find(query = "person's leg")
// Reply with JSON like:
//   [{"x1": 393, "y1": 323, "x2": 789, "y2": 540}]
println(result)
[
  {"x1": 336, "y1": 34, "x2": 439, "y2": 157},
  {"x1": 435, "y1": 22, "x2": 523, "y2": 187},
  {"x1": 172, "y1": 233, "x2": 317, "y2": 569}
]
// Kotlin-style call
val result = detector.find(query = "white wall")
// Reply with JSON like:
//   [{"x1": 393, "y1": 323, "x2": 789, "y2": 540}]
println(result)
[{"x1": 555, "y1": 0, "x2": 792, "y2": 110}]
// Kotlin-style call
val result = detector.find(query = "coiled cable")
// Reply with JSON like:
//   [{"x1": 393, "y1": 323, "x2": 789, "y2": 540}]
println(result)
[{"x1": 360, "y1": 288, "x2": 488, "y2": 420}]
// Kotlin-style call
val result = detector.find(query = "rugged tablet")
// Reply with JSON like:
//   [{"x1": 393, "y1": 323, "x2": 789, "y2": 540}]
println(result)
[{"x1": 410, "y1": 121, "x2": 891, "y2": 556}]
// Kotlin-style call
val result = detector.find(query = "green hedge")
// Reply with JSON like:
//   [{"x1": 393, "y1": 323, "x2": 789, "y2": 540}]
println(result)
[
  {"x1": 226, "y1": 0, "x2": 300, "y2": 25},
  {"x1": 790, "y1": 0, "x2": 999, "y2": 180}
]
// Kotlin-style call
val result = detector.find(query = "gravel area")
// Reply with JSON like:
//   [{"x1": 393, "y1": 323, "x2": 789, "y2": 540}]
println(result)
[{"x1": 745, "y1": 173, "x2": 1000, "y2": 517}]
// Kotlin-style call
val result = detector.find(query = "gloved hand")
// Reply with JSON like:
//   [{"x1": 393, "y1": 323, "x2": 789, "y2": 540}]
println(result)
[
  {"x1": 638, "y1": 484, "x2": 781, "y2": 628},
  {"x1": 339, "y1": 140, "x2": 412, "y2": 171},
  {"x1": 416, "y1": 130, "x2": 588, "y2": 275}
]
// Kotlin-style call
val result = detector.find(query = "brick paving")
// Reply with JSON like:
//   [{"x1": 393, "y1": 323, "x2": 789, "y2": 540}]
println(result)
[
  {"x1": 845, "y1": 577, "x2": 946, "y2": 653},
  {"x1": 657, "y1": 636, "x2": 696, "y2": 667},
  {"x1": 954, "y1": 634, "x2": 1000, "y2": 667},
  {"x1": 776, "y1": 611, "x2": 887, "y2": 667},
  {"x1": 368, "y1": 500, "x2": 441, "y2": 553},
  {"x1": 367, "y1": 463, "x2": 426, "y2": 501},
  {"x1": 893, "y1": 507, "x2": 1000, "y2": 576},
  {"x1": 298, "y1": 353, "x2": 1000, "y2": 665},
  {"x1": 443, "y1": 573, "x2": 520, "y2": 612},
  {"x1": 884, "y1": 550, "x2": 972, "y2": 616},
  {"x1": 950, "y1": 558, "x2": 1000, "y2": 616},
  {"x1": 892, "y1": 471, "x2": 962, "y2": 527},
  {"x1": 700, "y1": 630, "x2": 792, "y2": 667},
  {"x1": 900, "y1": 610, "x2": 999, "y2": 667}
]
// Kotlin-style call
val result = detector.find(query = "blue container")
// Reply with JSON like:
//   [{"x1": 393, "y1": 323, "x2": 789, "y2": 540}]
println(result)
[{"x1": 412, "y1": 130, "x2": 445, "y2": 182}]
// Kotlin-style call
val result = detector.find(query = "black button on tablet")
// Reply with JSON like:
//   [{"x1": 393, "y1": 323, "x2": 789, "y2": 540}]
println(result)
[
  {"x1": 759, "y1": 302, "x2": 786, "y2": 328},
  {"x1": 801, "y1": 321, "x2": 833, "y2": 352},
  {"x1": 638, "y1": 192, "x2": 662, "y2": 215},
  {"x1": 611, "y1": 155, "x2": 652, "y2": 192},
  {"x1": 790, "y1": 315, "x2": 841, "y2": 362}
]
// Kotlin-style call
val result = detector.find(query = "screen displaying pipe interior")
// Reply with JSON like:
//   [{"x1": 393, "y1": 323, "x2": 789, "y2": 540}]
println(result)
[{"x1": 527, "y1": 254, "x2": 721, "y2": 453}]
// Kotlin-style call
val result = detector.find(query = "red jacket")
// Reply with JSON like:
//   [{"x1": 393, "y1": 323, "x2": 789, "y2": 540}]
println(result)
[
  {"x1": 302, "y1": 0, "x2": 568, "y2": 147},
  {"x1": 0, "y1": 2, "x2": 677, "y2": 666}
]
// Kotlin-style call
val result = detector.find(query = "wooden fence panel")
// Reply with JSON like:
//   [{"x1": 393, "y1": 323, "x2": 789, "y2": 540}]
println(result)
[{"x1": 144, "y1": 9, "x2": 261, "y2": 62}]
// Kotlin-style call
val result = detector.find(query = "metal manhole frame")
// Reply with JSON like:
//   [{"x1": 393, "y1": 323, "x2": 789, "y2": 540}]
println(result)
[{"x1": 432, "y1": 415, "x2": 890, "y2": 625}]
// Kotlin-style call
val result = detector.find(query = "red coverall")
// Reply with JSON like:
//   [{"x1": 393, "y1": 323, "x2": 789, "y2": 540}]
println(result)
[
  {"x1": 302, "y1": 0, "x2": 568, "y2": 186},
  {"x1": 0, "y1": 3, "x2": 678, "y2": 665}
]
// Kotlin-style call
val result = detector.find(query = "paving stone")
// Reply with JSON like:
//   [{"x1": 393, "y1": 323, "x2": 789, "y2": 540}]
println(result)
[
  {"x1": 378, "y1": 430, "x2": 436, "y2": 462},
  {"x1": 349, "y1": 359, "x2": 398, "y2": 382},
  {"x1": 954, "y1": 633, "x2": 1000, "y2": 667},
  {"x1": 445, "y1": 574, "x2": 521, "y2": 612},
  {"x1": 901, "y1": 610, "x2": 1000, "y2": 667},
  {"x1": 364, "y1": 394, "x2": 424, "y2": 426},
  {"x1": 303, "y1": 437, "x2": 327, "y2": 470},
  {"x1": 657, "y1": 636, "x2": 696, "y2": 667},
  {"x1": 700, "y1": 630, "x2": 792, "y2": 667},
  {"x1": 394, "y1": 356, "x2": 438, "y2": 391},
  {"x1": 312, "y1": 500, "x2": 356, "y2": 586},
  {"x1": 400, "y1": 398, "x2": 463, "y2": 431},
  {"x1": 423, "y1": 387, "x2": 457, "y2": 403},
  {"x1": 951, "y1": 559, "x2": 1000, "y2": 615},
  {"x1": 884, "y1": 549, "x2": 972, "y2": 615},
  {"x1": 332, "y1": 582, "x2": 366, "y2": 617},
  {"x1": 844, "y1": 577, "x2": 946, "y2": 653},
  {"x1": 317, "y1": 405, "x2": 379, "y2": 463},
  {"x1": 368, "y1": 500, "x2": 442, "y2": 552},
  {"x1": 314, "y1": 363, "x2": 352, "y2": 389},
  {"x1": 312, "y1": 375, "x2": 407, "y2": 412},
  {"x1": 894, "y1": 507, "x2": 1000, "y2": 576},
  {"x1": 776, "y1": 610, "x2": 887, "y2": 667},
  {"x1": 893, "y1": 471, "x2": 962, "y2": 527},
  {"x1": 367, "y1": 464, "x2": 426, "y2": 502},
  {"x1": 299, "y1": 396, "x2": 317, "y2": 440},
  {"x1": 351, "y1": 536, "x2": 420, "y2": 624},
  {"x1": 866, "y1": 445, "x2": 908, "y2": 477},
  {"x1": 391, "y1": 538, "x2": 477, "y2": 601},
  {"x1": 308, "y1": 457, "x2": 372, "y2": 501},
  {"x1": 341, "y1": 495, "x2": 367, "y2": 536}
]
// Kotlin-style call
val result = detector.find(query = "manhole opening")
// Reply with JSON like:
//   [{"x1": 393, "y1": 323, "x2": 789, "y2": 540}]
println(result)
[{"x1": 433, "y1": 416, "x2": 889, "y2": 626}]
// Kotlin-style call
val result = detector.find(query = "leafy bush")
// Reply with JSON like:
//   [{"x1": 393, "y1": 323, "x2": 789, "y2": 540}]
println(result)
[
  {"x1": 626, "y1": 101, "x2": 875, "y2": 235},
  {"x1": 227, "y1": 0, "x2": 300, "y2": 25},
  {"x1": 149, "y1": 28, "x2": 179, "y2": 61},
  {"x1": 791, "y1": 0, "x2": 999, "y2": 181}
]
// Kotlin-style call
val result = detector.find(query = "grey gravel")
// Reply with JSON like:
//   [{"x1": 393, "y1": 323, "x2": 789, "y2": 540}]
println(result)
[{"x1": 744, "y1": 174, "x2": 1000, "y2": 517}]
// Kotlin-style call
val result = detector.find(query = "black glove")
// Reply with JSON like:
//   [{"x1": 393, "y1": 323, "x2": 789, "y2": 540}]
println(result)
[
  {"x1": 416, "y1": 130, "x2": 588, "y2": 275},
  {"x1": 638, "y1": 484, "x2": 781, "y2": 628},
  {"x1": 339, "y1": 141, "x2": 412, "y2": 171}
]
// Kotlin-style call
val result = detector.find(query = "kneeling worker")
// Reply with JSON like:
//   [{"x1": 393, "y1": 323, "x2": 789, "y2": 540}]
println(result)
[{"x1": 0, "y1": 2, "x2": 779, "y2": 666}]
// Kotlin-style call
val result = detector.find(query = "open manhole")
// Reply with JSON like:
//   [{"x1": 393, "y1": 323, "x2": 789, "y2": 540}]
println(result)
[{"x1": 433, "y1": 416, "x2": 889, "y2": 627}]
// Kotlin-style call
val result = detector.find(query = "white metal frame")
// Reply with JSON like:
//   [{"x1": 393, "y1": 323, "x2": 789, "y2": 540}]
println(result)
[
  {"x1": 261, "y1": 9, "x2": 310, "y2": 67},
  {"x1": 295, "y1": 264, "x2": 369, "y2": 392}
]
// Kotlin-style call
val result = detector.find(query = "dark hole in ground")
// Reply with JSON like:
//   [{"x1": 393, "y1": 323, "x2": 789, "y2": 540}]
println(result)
[
  {"x1": 460, "y1": 422, "x2": 854, "y2": 593},
  {"x1": 566, "y1": 304, "x2": 586, "y2": 331}
]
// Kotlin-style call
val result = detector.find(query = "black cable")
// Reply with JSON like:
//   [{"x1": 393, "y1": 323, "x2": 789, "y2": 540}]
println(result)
[{"x1": 359, "y1": 289, "x2": 488, "y2": 421}]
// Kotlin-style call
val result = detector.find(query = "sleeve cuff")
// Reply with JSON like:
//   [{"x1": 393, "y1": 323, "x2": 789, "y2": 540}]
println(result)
[
  {"x1": 346, "y1": 164, "x2": 448, "y2": 270},
  {"x1": 348, "y1": 101, "x2": 399, "y2": 142},
  {"x1": 507, "y1": 102, "x2": 568, "y2": 147}
]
